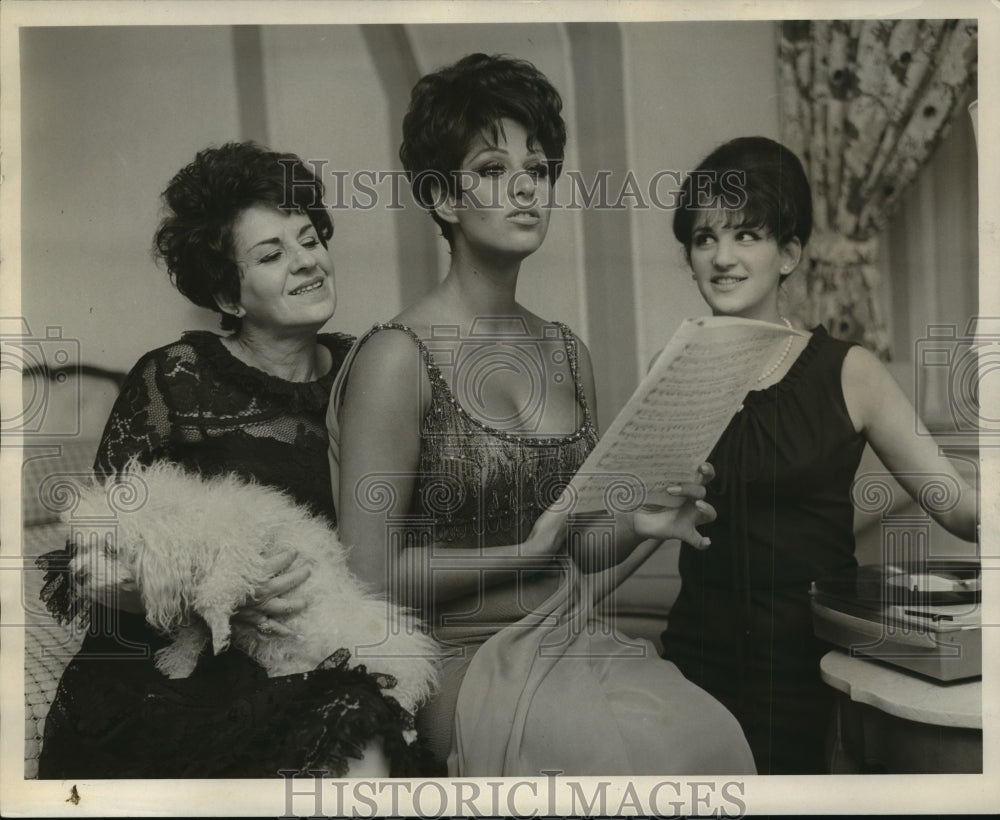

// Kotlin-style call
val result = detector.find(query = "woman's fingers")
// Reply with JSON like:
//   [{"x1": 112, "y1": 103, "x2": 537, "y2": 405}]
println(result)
[
  {"x1": 666, "y1": 482, "x2": 707, "y2": 501},
  {"x1": 261, "y1": 561, "x2": 311, "y2": 601},
  {"x1": 697, "y1": 461, "x2": 716, "y2": 484},
  {"x1": 689, "y1": 500, "x2": 716, "y2": 549},
  {"x1": 258, "y1": 549, "x2": 299, "y2": 587},
  {"x1": 245, "y1": 553, "x2": 308, "y2": 606},
  {"x1": 694, "y1": 498, "x2": 717, "y2": 524},
  {"x1": 232, "y1": 549, "x2": 310, "y2": 633},
  {"x1": 231, "y1": 607, "x2": 296, "y2": 637},
  {"x1": 254, "y1": 595, "x2": 307, "y2": 619},
  {"x1": 632, "y1": 498, "x2": 716, "y2": 548}
]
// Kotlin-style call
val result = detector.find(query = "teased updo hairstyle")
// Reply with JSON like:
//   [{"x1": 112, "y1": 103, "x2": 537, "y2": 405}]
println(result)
[
  {"x1": 672, "y1": 137, "x2": 812, "y2": 282},
  {"x1": 154, "y1": 141, "x2": 333, "y2": 331},
  {"x1": 399, "y1": 53, "x2": 567, "y2": 245}
]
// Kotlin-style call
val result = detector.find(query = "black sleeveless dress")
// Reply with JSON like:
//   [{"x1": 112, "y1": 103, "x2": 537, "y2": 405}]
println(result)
[
  {"x1": 661, "y1": 327, "x2": 865, "y2": 774},
  {"x1": 36, "y1": 331, "x2": 435, "y2": 778}
]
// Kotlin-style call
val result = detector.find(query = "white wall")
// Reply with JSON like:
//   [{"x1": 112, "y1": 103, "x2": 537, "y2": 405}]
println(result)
[
  {"x1": 17, "y1": 22, "x2": 779, "y2": 399},
  {"x1": 20, "y1": 26, "x2": 242, "y2": 370},
  {"x1": 625, "y1": 22, "x2": 781, "y2": 371},
  {"x1": 260, "y1": 25, "x2": 403, "y2": 340}
]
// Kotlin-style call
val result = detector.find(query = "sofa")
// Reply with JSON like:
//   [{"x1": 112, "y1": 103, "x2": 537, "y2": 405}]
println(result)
[
  {"x1": 20, "y1": 364, "x2": 123, "y2": 778},
  {"x1": 22, "y1": 360, "x2": 967, "y2": 778}
]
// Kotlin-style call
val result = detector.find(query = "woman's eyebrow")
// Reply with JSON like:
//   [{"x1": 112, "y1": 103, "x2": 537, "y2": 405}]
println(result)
[
  {"x1": 245, "y1": 222, "x2": 315, "y2": 252},
  {"x1": 246, "y1": 236, "x2": 281, "y2": 252},
  {"x1": 465, "y1": 145, "x2": 506, "y2": 163}
]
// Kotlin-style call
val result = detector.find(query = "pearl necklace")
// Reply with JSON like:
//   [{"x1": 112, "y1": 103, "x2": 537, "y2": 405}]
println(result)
[{"x1": 756, "y1": 317, "x2": 794, "y2": 383}]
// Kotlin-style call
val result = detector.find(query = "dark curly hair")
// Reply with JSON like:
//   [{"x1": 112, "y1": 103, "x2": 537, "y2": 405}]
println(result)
[
  {"x1": 399, "y1": 53, "x2": 566, "y2": 246},
  {"x1": 672, "y1": 137, "x2": 812, "y2": 282},
  {"x1": 153, "y1": 141, "x2": 333, "y2": 331}
]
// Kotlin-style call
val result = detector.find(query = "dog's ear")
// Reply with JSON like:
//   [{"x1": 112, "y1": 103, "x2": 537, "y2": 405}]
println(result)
[{"x1": 134, "y1": 537, "x2": 192, "y2": 634}]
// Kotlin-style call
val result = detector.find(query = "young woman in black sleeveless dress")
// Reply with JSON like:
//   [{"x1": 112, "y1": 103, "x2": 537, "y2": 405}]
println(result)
[{"x1": 660, "y1": 136, "x2": 978, "y2": 774}]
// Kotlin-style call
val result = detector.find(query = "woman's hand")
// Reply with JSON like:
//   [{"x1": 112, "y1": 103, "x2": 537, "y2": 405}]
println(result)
[
  {"x1": 631, "y1": 462, "x2": 717, "y2": 549},
  {"x1": 232, "y1": 549, "x2": 310, "y2": 637},
  {"x1": 631, "y1": 498, "x2": 715, "y2": 549}
]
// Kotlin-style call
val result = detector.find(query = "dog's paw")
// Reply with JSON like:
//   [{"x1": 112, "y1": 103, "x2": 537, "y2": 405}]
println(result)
[
  {"x1": 198, "y1": 607, "x2": 235, "y2": 656},
  {"x1": 154, "y1": 644, "x2": 200, "y2": 679}
]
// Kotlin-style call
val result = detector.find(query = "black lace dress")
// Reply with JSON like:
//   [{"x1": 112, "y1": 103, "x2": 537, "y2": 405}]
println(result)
[{"x1": 37, "y1": 331, "x2": 435, "y2": 778}]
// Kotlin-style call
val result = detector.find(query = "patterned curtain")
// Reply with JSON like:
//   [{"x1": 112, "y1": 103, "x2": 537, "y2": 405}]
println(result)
[{"x1": 778, "y1": 19, "x2": 978, "y2": 358}]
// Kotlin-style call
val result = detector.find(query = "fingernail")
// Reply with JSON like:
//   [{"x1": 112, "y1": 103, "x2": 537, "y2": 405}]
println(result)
[
  {"x1": 695, "y1": 500, "x2": 709, "y2": 511},
  {"x1": 667, "y1": 486, "x2": 682, "y2": 495}
]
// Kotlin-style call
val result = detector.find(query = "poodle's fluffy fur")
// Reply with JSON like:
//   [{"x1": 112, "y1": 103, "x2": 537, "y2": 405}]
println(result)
[{"x1": 65, "y1": 460, "x2": 437, "y2": 715}]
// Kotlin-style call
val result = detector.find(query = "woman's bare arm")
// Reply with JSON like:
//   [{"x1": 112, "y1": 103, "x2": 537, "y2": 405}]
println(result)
[{"x1": 842, "y1": 346, "x2": 977, "y2": 541}]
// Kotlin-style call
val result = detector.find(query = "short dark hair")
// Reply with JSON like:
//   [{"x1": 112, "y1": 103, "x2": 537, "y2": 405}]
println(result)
[
  {"x1": 153, "y1": 141, "x2": 333, "y2": 331},
  {"x1": 672, "y1": 137, "x2": 812, "y2": 279},
  {"x1": 399, "y1": 53, "x2": 566, "y2": 245}
]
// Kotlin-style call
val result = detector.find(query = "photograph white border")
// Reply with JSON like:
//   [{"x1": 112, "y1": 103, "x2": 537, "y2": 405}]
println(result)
[{"x1": 1, "y1": 0, "x2": 996, "y2": 816}]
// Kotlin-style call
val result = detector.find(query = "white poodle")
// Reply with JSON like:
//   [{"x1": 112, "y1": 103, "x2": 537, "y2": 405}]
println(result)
[{"x1": 64, "y1": 459, "x2": 438, "y2": 716}]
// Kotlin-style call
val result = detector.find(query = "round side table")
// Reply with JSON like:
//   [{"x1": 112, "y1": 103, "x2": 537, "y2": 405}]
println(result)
[{"x1": 820, "y1": 649, "x2": 981, "y2": 773}]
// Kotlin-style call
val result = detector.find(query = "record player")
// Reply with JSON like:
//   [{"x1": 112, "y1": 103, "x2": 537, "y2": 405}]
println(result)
[{"x1": 810, "y1": 559, "x2": 981, "y2": 682}]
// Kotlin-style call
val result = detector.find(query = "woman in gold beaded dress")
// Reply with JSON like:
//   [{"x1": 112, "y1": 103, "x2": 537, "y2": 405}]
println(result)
[{"x1": 328, "y1": 53, "x2": 756, "y2": 777}]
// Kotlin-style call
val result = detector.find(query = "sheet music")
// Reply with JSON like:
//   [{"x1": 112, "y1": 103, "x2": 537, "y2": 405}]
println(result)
[{"x1": 561, "y1": 316, "x2": 809, "y2": 513}]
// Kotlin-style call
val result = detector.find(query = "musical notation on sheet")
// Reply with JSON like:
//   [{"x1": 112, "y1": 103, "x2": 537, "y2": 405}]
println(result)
[{"x1": 561, "y1": 316, "x2": 809, "y2": 513}]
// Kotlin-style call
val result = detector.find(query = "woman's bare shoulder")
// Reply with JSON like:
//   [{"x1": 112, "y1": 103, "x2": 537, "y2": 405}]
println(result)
[{"x1": 352, "y1": 323, "x2": 425, "y2": 375}]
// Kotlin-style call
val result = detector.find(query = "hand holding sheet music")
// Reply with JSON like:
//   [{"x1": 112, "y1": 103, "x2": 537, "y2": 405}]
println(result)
[{"x1": 559, "y1": 316, "x2": 809, "y2": 514}]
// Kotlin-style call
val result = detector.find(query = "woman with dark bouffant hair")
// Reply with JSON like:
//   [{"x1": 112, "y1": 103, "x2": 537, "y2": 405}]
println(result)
[
  {"x1": 37, "y1": 141, "x2": 435, "y2": 778},
  {"x1": 329, "y1": 53, "x2": 756, "y2": 777},
  {"x1": 661, "y1": 136, "x2": 978, "y2": 773}
]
